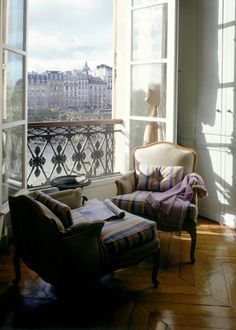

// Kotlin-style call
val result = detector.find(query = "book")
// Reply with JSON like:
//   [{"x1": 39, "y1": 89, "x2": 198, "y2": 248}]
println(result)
[{"x1": 79, "y1": 198, "x2": 125, "y2": 221}]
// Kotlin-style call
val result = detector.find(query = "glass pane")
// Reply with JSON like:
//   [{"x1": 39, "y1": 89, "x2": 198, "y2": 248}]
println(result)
[
  {"x1": 130, "y1": 120, "x2": 166, "y2": 154},
  {"x1": 131, "y1": 63, "x2": 166, "y2": 118},
  {"x1": 132, "y1": 0, "x2": 161, "y2": 6},
  {"x1": 3, "y1": 0, "x2": 24, "y2": 49},
  {"x1": 2, "y1": 126, "x2": 23, "y2": 203},
  {"x1": 4, "y1": 50, "x2": 24, "y2": 122},
  {"x1": 132, "y1": 4, "x2": 167, "y2": 61}
]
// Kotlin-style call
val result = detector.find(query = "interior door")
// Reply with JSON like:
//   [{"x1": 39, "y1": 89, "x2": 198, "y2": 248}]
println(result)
[
  {"x1": 113, "y1": 0, "x2": 178, "y2": 172},
  {"x1": 0, "y1": 0, "x2": 28, "y2": 206},
  {"x1": 196, "y1": 0, "x2": 236, "y2": 227},
  {"x1": 221, "y1": 0, "x2": 236, "y2": 227}
]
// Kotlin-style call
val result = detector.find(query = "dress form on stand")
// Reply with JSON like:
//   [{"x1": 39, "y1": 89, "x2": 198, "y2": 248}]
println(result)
[{"x1": 143, "y1": 84, "x2": 164, "y2": 145}]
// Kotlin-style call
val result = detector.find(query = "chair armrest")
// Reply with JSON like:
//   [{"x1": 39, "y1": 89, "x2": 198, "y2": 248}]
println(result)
[
  {"x1": 60, "y1": 220, "x2": 107, "y2": 280},
  {"x1": 115, "y1": 170, "x2": 136, "y2": 195},
  {"x1": 49, "y1": 188, "x2": 82, "y2": 209},
  {"x1": 191, "y1": 185, "x2": 198, "y2": 203},
  {"x1": 66, "y1": 220, "x2": 104, "y2": 234},
  {"x1": 190, "y1": 173, "x2": 208, "y2": 203},
  {"x1": 190, "y1": 180, "x2": 201, "y2": 216}
]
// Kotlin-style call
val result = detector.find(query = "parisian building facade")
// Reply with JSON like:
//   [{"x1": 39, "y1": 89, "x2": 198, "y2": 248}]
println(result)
[{"x1": 28, "y1": 62, "x2": 112, "y2": 121}]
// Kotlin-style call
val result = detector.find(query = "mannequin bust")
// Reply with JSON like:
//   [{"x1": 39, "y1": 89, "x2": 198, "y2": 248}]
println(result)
[
  {"x1": 145, "y1": 84, "x2": 160, "y2": 106},
  {"x1": 143, "y1": 84, "x2": 164, "y2": 145}
]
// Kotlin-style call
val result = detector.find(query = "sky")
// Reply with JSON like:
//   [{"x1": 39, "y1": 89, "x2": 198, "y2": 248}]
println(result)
[{"x1": 28, "y1": 0, "x2": 113, "y2": 73}]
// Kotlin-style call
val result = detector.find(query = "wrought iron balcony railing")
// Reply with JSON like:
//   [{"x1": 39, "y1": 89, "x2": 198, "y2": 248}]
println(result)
[{"x1": 27, "y1": 119, "x2": 123, "y2": 188}]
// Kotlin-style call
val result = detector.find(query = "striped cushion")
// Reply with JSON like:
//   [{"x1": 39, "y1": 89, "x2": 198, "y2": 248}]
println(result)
[
  {"x1": 137, "y1": 165, "x2": 183, "y2": 192},
  {"x1": 33, "y1": 191, "x2": 73, "y2": 228},
  {"x1": 102, "y1": 212, "x2": 157, "y2": 257},
  {"x1": 112, "y1": 191, "x2": 150, "y2": 216},
  {"x1": 35, "y1": 200, "x2": 65, "y2": 233},
  {"x1": 49, "y1": 188, "x2": 82, "y2": 209}
]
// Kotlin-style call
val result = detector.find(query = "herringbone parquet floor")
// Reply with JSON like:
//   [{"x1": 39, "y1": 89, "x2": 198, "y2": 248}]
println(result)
[{"x1": 0, "y1": 218, "x2": 236, "y2": 329}]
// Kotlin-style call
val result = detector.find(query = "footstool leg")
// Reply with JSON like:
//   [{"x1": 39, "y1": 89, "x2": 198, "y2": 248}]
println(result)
[
  {"x1": 13, "y1": 249, "x2": 21, "y2": 287},
  {"x1": 152, "y1": 248, "x2": 160, "y2": 287}
]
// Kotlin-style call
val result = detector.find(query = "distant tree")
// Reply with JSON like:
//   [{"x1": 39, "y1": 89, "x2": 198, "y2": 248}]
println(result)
[
  {"x1": 33, "y1": 107, "x2": 60, "y2": 121},
  {"x1": 8, "y1": 80, "x2": 23, "y2": 121}
]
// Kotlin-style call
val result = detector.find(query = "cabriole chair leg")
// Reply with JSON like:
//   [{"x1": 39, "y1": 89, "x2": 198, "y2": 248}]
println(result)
[{"x1": 189, "y1": 228, "x2": 197, "y2": 264}]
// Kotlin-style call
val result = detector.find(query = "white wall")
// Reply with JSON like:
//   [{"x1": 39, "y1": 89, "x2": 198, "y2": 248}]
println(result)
[
  {"x1": 177, "y1": 0, "x2": 197, "y2": 148},
  {"x1": 177, "y1": 0, "x2": 211, "y2": 219},
  {"x1": 82, "y1": 176, "x2": 119, "y2": 201}
]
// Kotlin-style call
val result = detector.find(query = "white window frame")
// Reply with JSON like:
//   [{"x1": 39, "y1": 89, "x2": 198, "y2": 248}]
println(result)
[
  {"x1": 0, "y1": 0, "x2": 28, "y2": 208},
  {"x1": 113, "y1": 0, "x2": 179, "y2": 174}
]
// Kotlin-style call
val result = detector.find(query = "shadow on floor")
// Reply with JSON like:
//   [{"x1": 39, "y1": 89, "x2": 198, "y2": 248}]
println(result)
[{"x1": 0, "y1": 275, "x2": 136, "y2": 329}]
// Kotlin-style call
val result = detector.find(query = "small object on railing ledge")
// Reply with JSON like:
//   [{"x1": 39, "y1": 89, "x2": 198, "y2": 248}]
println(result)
[{"x1": 50, "y1": 175, "x2": 91, "y2": 191}]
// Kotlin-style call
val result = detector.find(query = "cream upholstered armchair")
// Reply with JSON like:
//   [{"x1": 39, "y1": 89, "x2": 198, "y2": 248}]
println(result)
[{"x1": 112, "y1": 142, "x2": 204, "y2": 264}]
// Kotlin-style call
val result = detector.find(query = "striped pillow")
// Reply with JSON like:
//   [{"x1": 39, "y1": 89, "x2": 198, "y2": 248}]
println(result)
[
  {"x1": 33, "y1": 191, "x2": 73, "y2": 228},
  {"x1": 137, "y1": 164, "x2": 183, "y2": 192},
  {"x1": 35, "y1": 200, "x2": 65, "y2": 233}
]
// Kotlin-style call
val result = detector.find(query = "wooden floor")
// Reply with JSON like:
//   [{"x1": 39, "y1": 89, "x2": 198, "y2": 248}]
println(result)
[{"x1": 1, "y1": 218, "x2": 236, "y2": 329}]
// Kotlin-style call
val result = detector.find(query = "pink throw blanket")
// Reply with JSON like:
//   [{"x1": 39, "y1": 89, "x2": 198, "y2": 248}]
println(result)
[{"x1": 145, "y1": 173, "x2": 208, "y2": 231}]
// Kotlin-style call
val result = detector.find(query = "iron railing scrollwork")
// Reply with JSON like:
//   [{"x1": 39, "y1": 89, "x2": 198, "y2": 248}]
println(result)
[{"x1": 27, "y1": 119, "x2": 123, "y2": 188}]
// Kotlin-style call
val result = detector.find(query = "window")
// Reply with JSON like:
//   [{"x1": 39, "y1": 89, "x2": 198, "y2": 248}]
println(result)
[
  {"x1": 113, "y1": 0, "x2": 178, "y2": 173},
  {"x1": 0, "y1": 0, "x2": 178, "y2": 205},
  {"x1": 0, "y1": 0, "x2": 28, "y2": 207},
  {"x1": 28, "y1": 0, "x2": 113, "y2": 122}
]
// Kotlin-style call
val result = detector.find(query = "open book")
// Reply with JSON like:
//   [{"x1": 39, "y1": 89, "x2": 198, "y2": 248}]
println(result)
[{"x1": 79, "y1": 198, "x2": 125, "y2": 221}]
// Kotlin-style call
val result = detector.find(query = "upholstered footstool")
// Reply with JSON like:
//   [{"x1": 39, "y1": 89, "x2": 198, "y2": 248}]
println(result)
[{"x1": 72, "y1": 208, "x2": 160, "y2": 287}]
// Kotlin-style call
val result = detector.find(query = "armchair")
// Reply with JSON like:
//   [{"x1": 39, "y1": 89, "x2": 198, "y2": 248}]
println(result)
[
  {"x1": 112, "y1": 142, "x2": 204, "y2": 264},
  {"x1": 8, "y1": 188, "x2": 160, "y2": 290}
]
